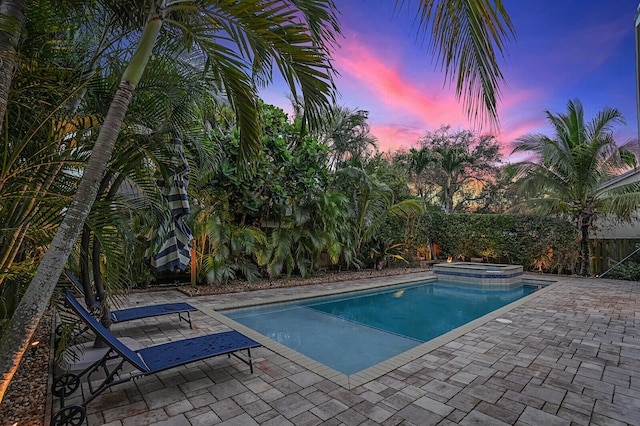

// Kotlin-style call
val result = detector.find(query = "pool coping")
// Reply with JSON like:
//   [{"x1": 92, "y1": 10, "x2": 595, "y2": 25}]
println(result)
[{"x1": 195, "y1": 272, "x2": 560, "y2": 390}]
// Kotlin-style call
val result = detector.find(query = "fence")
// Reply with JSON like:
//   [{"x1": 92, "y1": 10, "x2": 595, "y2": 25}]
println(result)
[{"x1": 590, "y1": 238, "x2": 640, "y2": 276}]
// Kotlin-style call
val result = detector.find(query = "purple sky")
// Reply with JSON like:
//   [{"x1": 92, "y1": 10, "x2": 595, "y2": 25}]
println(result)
[{"x1": 260, "y1": 0, "x2": 638, "y2": 162}]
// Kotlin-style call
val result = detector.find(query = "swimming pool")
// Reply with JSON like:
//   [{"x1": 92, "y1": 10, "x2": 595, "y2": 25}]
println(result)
[{"x1": 223, "y1": 280, "x2": 537, "y2": 375}]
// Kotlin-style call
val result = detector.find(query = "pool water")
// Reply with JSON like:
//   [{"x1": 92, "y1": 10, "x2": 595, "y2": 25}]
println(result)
[{"x1": 224, "y1": 281, "x2": 537, "y2": 375}]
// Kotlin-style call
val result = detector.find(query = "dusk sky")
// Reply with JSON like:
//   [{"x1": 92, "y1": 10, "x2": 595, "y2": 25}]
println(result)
[{"x1": 260, "y1": 0, "x2": 639, "y2": 162}]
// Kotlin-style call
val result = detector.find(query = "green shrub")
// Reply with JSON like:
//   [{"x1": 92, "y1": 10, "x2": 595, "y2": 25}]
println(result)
[
  {"x1": 420, "y1": 213, "x2": 579, "y2": 273},
  {"x1": 605, "y1": 261, "x2": 640, "y2": 281}
]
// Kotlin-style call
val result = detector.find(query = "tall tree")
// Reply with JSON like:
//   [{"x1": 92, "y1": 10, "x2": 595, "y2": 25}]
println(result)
[
  {"x1": 508, "y1": 99, "x2": 640, "y2": 276},
  {"x1": 407, "y1": 147, "x2": 433, "y2": 198},
  {"x1": 0, "y1": 0, "x2": 26, "y2": 132},
  {"x1": 318, "y1": 106, "x2": 378, "y2": 169},
  {"x1": 0, "y1": 0, "x2": 341, "y2": 401},
  {"x1": 417, "y1": 126, "x2": 502, "y2": 212}
]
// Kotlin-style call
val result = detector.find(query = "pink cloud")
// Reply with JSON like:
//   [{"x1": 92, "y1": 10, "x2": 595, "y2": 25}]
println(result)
[
  {"x1": 333, "y1": 33, "x2": 551, "y2": 158},
  {"x1": 494, "y1": 118, "x2": 549, "y2": 161},
  {"x1": 498, "y1": 87, "x2": 541, "y2": 110},
  {"x1": 370, "y1": 124, "x2": 424, "y2": 152},
  {"x1": 334, "y1": 34, "x2": 543, "y2": 126},
  {"x1": 333, "y1": 34, "x2": 469, "y2": 130}
]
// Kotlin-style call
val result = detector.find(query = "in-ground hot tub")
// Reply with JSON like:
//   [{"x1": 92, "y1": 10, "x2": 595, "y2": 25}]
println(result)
[{"x1": 433, "y1": 262, "x2": 523, "y2": 285}]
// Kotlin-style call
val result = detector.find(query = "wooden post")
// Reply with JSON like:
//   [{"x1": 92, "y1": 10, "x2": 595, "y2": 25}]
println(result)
[{"x1": 190, "y1": 239, "x2": 196, "y2": 286}]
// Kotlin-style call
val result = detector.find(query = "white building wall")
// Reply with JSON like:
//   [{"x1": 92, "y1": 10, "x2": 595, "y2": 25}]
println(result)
[{"x1": 592, "y1": 216, "x2": 640, "y2": 239}]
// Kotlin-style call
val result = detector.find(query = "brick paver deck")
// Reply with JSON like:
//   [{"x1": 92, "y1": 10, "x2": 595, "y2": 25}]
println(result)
[{"x1": 56, "y1": 273, "x2": 640, "y2": 425}]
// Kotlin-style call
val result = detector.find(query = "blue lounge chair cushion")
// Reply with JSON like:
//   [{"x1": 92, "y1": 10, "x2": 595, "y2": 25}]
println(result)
[
  {"x1": 139, "y1": 331, "x2": 259, "y2": 372},
  {"x1": 64, "y1": 269, "x2": 197, "y2": 325},
  {"x1": 109, "y1": 303, "x2": 196, "y2": 323}
]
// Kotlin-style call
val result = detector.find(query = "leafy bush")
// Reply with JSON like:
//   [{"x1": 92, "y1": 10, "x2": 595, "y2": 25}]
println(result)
[
  {"x1": 603, "y1": 244, "x2": 640, "y2": 281},
  {"x1": 605, "y1": 261, "x2": 640, "y2": 281},
  {"x1": 420, "y1": 213, "x2": 579, "y2": 273}
]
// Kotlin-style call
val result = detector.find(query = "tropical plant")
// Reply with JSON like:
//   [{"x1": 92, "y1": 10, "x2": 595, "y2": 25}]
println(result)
[
  {"x1": 203, "y1": 214, "x2": 268, "y2": 284},
  {"x1": 416, "y1": 126, "x2": 502, "y2": 212},
  {"x1": 368, "y1": 237, "x2": 407, "y2": 270},
  {"x1": 0, "y1": 0, "x2": 341, "y2": 399},
  {"x1": 508, "y1": 99, "x2": 640, "y2": 276},
  {"x1": 266, "y1": 209, "x2": 326, "y2": 278},
  {"x1": 334, "y1": 156, "x2": 424, "y2": 267},
  {"x1": 317, "y1": 106, "x2": 378, "y2": 169}
]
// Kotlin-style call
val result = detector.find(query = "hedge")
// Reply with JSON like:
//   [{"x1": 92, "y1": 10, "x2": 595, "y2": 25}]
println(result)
[{"x1": 418, "y1": 213, "x2": 579, "y2": 273}]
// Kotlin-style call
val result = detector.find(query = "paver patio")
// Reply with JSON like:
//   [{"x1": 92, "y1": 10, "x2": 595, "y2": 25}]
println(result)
[{"x1": 55, "y1": 273, "x2": 640, "y2": 425}]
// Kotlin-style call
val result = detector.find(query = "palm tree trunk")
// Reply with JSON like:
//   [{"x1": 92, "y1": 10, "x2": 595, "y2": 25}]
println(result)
[
  {"x1": 443, "y1": 176, "x2": 453, "y2": 213},
  {"x1": 579, "y1": 222, "x2": 591, "y2": 276},
  {"x1": 0, "y1": 0, "x2": 26, "y2": 133},
  {"x1": 79, "y1": 170, "x2": 114, "y2": 308},
  {"x1": 0, "y1": 3, "x2": 164, "y2": 401},
  {"x1": 79, "y1": 223, "x2": 97, "y2": 305}
]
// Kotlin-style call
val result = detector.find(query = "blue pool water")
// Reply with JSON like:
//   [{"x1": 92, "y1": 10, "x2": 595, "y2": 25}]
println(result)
[{"x1": 224, "y1": 281, "x2": 537, "y2": 375}]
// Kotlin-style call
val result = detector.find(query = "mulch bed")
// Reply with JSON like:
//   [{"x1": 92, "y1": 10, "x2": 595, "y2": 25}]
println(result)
[
  {"x1": 0, "y1": 266, "x2": 431, "y2": 425},
  {"x1": 0, "y1": 307, "x2": 53, "y2": 426},
  {"x1": 177, "y1": 266, "x2": 432, "y2": 296}
]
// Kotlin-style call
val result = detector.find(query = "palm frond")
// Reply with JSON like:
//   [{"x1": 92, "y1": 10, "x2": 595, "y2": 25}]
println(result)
[{"x1": 400, "y1": 0, "x2": 514, "y2": 125}]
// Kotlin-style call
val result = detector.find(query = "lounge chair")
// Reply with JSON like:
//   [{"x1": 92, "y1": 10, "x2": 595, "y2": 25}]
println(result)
[
  {"x1": 63, "y1": 268, "x2": 197, "y2": 328},
  {"x1": 52, "y1": 289, "x2": 261, "y2": 426}
]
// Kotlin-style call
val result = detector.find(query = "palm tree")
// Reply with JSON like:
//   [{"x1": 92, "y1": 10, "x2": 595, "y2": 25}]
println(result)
[
  {"x1": 398, "y1": 0, "x2": 514, "y2": 125},
  {"x1": 0, "y1": 0, "x2": 341, "y2": 399},
  {"x1": 432, "y1": 145, "x2": 476, "y2": 213},
  {"x1": 0, "y1": 0, "x2": 27, "y2": 133},
  {"x1": 408, "y1": 147, "x2": 433, "y2": 198},
  {"x1": 416, "y1": 127, "x2": 502, "y2": 212},
  {"x1": 509, "y1": 99, "x2": 640, "y2": 276},
  {"x1": 318, "y1": 106, "x2": 378, "y2": 169}
]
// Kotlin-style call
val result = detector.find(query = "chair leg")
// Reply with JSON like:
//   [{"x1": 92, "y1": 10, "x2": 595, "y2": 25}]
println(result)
[
  {"x1": 178, "y1": 311, "x2": 193, "y2": 329},
  {"x1": 228, "y1": 348, "x2": 254, "y2": 373}
]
